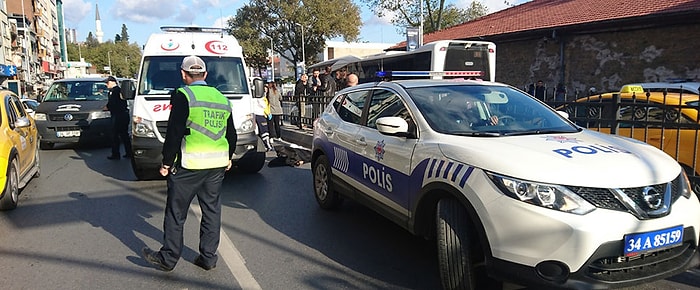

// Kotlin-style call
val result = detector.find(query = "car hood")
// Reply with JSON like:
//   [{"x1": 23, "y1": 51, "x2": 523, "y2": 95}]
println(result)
[
  {"x1": 37, "y1": 100, "x2": 106, "y2": 114},
  {"x1": 437, "y1": 130, "x2": 680, "y2": 188}
]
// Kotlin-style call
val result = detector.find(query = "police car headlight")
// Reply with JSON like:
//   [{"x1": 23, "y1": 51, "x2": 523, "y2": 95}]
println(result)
[
  {"x1": 237, "y1": 114, "x2": 254, "y2": 134},
  {"x1": 488, "y1": 173, "x2": 596, "y2": 215},
  {"x1": 34, "y1": 113, "x2": 47, "y2": 121},
  {"x1": 132, "y1": 116, "x2": 156, "y2": 138},
  {"x1": 91, "y1": 111, "x2": 111, "y2": 119},
  {"x1": 679, "y1": 171, "x2": 693, "y2": 198}
]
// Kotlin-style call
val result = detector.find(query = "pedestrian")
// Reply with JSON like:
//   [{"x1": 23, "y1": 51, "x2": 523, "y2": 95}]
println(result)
[
  {"x1": 254, "y1": 89, "x2": 273, "y2": 151},
  {"x1": 310, "y1": 68, "x2": 322, "y2": 96},
  {"x1": 346, "y1": 73, "x2": 358, "y2": 87},
  {"x1": 534, "y1": 80, "x2": 545, "y2": 101},
  {"x1": 104, "y1": 76, "x2": 132, "y2": 160},
  {"x1": 335, "y1": 68, "x2": 347, "y2": 91},
  {"x1": 266, "y1": 81, "x2": 283, "y2": 141},
  {"x1": 319, "y1": 66, "x2": 337, "y2": 97},
  {"x1": 142, "y1": 55, "x2": 237, "y2": 272},
  {"x1": 293, "y1": 74, "x2": 310, "y2": 128}
]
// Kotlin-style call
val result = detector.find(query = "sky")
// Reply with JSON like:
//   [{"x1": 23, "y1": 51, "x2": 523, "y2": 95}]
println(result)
[{"x1": 62, "y1": 0, "x2": 529, "y2": 46}]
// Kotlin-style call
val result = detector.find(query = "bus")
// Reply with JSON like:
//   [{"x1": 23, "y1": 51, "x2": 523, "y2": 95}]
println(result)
[{"x1": 308, "y1": 40, "x2": 496, "y2": 83}]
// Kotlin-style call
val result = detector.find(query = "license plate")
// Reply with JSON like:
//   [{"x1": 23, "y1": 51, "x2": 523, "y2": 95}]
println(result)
[
  {"x1": 623, "y1": 225, "x2": 683, "y2": 256},
  {"x1": 56, "y1": 130, "x2": 81, "y2": 137}
]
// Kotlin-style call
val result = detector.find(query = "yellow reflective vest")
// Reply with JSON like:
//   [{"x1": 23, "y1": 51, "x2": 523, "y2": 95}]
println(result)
[{"x1": 179, "y1": 85, "x2": 232, "y2": 169}]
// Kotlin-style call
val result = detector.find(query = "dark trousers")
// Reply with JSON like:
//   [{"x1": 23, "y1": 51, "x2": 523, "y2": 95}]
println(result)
[
  {"x1": 111, "y1": 111, "x2": 132, "y2": 156},
  {"x1": 268, "y1": 114, "x2": 282, "y2": 139},
  {"x1": 159, "y1": 166, "x2": 226, "y2": 268}
]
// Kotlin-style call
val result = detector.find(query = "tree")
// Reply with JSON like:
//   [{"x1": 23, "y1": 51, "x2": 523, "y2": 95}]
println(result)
[
  {"x1": 115, "y1": 34, "x2": 122, "y2": 42},
  {"x1": 65, "y1": 41, "x2": 142, "y2": 78},
  {"x1": 121, "y1": 24, "x2": 130, "y2": 42},
  {"x1": 227, "y1": 0, "x2": 361, "y2": 78},
  {"x1": 85, "y1": 32, "x2": 99, "y2": 47},
  {"x1": 360, "y1": 0, "x2": 489, "y2": 34}
]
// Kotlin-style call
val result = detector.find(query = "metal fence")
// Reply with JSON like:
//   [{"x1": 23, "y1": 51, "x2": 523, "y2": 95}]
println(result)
[{"x1": 280, "y1": 95, "x2": 333, "y2": 129}]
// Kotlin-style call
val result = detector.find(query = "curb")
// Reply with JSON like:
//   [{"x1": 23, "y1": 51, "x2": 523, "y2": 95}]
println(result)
[{"x1": 279, "y1": 124, "x2": 313, "y2": 149}]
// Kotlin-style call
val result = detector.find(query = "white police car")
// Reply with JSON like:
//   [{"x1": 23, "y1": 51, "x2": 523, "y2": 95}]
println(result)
[{"x1": 311, "y1": 77, "x2": 700, "y2": 289}]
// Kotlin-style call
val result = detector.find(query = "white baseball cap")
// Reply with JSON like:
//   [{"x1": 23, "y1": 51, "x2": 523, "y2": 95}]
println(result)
[{"x1": 181, "y1": 55, "x2": 207, "y2": 73}]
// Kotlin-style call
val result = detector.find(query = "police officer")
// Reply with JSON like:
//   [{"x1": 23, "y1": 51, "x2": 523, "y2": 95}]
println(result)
[
  {"x1": 104, "y1": 76, "x2": 132, "y2": 160},
  {"x1": 142, "y1": 55, "x2": 237, "y2": 271}
]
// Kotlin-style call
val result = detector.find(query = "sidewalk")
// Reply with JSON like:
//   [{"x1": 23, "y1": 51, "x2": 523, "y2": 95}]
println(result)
[{"x1": 279, "y1": 123, "x2": 314, "y2": 149}]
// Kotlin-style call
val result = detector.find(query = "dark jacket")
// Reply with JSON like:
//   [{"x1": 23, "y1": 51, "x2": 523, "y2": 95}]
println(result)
[
  {"x1": 106, "y1": 85, "x2": 128, "y2": 113},
  {"x1": 320, "y1": 73, "x2": 337, "y2": 97}
]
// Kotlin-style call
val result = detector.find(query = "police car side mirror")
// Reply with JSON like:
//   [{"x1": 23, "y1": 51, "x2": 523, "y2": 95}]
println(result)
[
  {"x1": 252, "y1": 78, "x2": 265, "y2": 98},
  {"x1": 376, "y1": 117, "x2": 411, "y2": 137},
  {"x1": 556, "y1": 111, "x2": 569, "y2": 119}
]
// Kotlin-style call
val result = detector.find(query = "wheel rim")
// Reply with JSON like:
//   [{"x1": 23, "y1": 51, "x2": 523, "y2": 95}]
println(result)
[
  {"x1": 9, "y1": 162, "x2": 19, "y2": 203},
  {"x1": 314, "y1": 163, "x2": 328, "y2": 200}
]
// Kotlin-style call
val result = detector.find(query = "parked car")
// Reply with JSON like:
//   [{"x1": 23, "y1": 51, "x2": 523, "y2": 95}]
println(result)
[
  {"x1": 312, "y1": 78, "x2": 700, "y2": 289},
  {"x1": 559, "y1": 85, "x2": 700, "y2": 192},
  {"x1": 624, "y1": 81, "x2": 700, "y2": 95},
  {"x1": 34, "y1": 77, "x2": 134, "y2": 149},
  {"x1": 1, "y1": 89, "x2": 40, "y2": 210}
]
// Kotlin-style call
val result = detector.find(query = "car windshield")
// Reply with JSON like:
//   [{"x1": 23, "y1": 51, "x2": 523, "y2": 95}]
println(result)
[
  {"x1": 42, "y1": 81, "x2": 109, "y2": 102},
  {"x1": 138, "y1": 55, "x2": 250, "y2": 96},
  {"x1": 408, "y1": 85, "x2": 579, "y2": 136}
]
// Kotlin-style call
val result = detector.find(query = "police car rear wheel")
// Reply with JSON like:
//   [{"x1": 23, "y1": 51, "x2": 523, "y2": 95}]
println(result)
[
  {"x1": 313, "y1": 155, "x2": 342, "y2": 209},
  {"x1": 0, "y1": 159, "x2": 20, "y2": 210},
  {"x1": 436, "y1": 197, "x2": 475, "y2": 290}
]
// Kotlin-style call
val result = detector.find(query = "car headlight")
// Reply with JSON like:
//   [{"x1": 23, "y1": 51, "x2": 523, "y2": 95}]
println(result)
[
  {"x1": 34, "y1": 113, "x2": 47, "y2": 121},
  {"x1": 487, "y1": 172, "x2": 596, "y2": 215},
  {"x1": 236, "y1": 113, "x2": 254, "y2": 134},
  {"x1": 679, "y1": 171, "x2": 693, "y2": 198},
  {"x1": 91, "y1": 111, "x2": 111, "y2": 119},
  {"x1": 132, "y1": 116, "x2": 156, "y2": 138}
]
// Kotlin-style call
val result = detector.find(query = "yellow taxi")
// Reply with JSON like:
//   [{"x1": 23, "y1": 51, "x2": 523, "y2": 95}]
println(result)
[
  {"x1": 560, "y1": 84, "x2": 700, "y2": 189},
  {"x1": 1, "y1": 89, "x2": 40, "y2": 210}
]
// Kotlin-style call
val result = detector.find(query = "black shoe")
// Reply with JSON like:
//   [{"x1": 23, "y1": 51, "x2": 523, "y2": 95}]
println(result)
[
  {"x1": 193, "y1": 255, "x2": 216, "y2": 270},
  {"x1": 142, "y1": 247, "x2": 174, "y2": 271},
  {"x1": 107, "y1": 155, "x2": 120, "y2": 160}
]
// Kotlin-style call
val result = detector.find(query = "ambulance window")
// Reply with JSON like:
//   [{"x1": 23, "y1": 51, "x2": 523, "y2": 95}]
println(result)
[
  {"x1": 336, "y1": 90, "x2": 369, "y2": 125},
  {"x1": 366, "y1": 89, "x2": 411, "y2": 129}
]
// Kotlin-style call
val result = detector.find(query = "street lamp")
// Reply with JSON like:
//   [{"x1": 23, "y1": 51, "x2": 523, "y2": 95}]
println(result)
[
  {"x1": 269, "y1": 36, "x2": 274, "y2": 82},
  {"x1": 294, "y1": 23, "x2": 306, "y2": 73},
  {"x1": 107, "y1": 50, "x2": 112, "y2": 75}
]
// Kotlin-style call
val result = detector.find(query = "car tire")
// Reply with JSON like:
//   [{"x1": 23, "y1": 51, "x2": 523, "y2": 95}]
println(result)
[
  {"x1": 33, "y1": 142, "x2": 41, "y2": 178},
  {"x1": 436, "y1": 197, "x2": 476, "y2": 290},
  {"x1": 40, "y1": 141, "x2": 54, "y2": 150},
  {"x1": 0, "y1": 159, "x2": 20, "y2": 211},
  {"x1": 313, "y1": 155, "x2": 342, "y2": 209}
]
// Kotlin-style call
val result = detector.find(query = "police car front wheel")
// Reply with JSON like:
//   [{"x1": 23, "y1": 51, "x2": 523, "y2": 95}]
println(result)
[
  {"x1": 313, "y1": 155, "x2": 343, "y2": 209},
  {"x1": 436, "y1": 197, "x2": 480, "y2": 290}
]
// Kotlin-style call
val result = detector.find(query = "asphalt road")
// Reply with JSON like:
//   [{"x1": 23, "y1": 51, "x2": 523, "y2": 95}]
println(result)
[{"x1": 0, "y1": 141, "x2": 698, "y2": 289}]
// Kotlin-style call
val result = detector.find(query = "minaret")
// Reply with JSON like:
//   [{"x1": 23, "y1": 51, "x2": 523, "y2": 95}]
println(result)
[{"x1": 95, "y1": 3, "x2": 104, "y2": 43}]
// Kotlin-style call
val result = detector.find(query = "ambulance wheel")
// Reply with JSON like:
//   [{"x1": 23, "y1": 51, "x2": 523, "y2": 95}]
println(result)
[
  {"x1": 0, "y1": 159, "x2": 20, "y2": 210},
  {"x1": 436, "y1": 197, "x2": 476, "y2": 290},
  {"x1": 313, "y1": 155, "x2": 342, "y2": 209},
  {"x1": 237, "y1": 152, "x2": 265, "y2": 174}
]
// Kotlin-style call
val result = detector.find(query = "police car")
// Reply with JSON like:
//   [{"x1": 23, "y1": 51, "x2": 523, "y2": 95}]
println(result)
[{"x1": 310, "y1": 76, "x2": 700, "y2": 289}]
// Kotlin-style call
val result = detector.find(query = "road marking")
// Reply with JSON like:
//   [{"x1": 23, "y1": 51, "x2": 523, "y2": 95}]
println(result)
[{"x1": 191, "y1": 204, "x2": 262, "y2": 290}]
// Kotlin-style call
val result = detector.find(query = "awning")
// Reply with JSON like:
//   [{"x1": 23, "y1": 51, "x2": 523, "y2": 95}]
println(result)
[{"x1": 0, "y1": 64, "x2": 18, "y2": 77}]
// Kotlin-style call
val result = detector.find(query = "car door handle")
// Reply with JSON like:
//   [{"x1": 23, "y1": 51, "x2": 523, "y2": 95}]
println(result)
[
  {"x1": 355, "y1": 136, "x2": 367, "y2": 146},
  {"x1": 324, "y1": 127, "x2": 334, "y2": 135}
]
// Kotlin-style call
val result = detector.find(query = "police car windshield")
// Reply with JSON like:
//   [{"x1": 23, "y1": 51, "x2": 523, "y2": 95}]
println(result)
[
  {"x1": 138, "y1": 56, "x2": 250, "y2": 95},
  {"x1": 43, "y1": 81, "x2": 108, "y2": 102},
  {"x1": 408, "y1": 85, "x2": 578, "y2": 135}
]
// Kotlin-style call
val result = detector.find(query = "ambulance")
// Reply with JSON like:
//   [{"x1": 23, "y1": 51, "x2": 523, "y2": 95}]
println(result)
[{"x1": 124, "y1": 26, "x2": 265, "y2": 180}]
